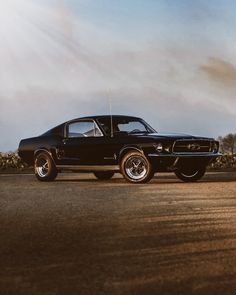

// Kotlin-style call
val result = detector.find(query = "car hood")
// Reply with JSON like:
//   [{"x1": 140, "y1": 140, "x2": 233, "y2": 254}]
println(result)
[{"x1": 133, "y1": 132, "x2": 213, "y2": 141}]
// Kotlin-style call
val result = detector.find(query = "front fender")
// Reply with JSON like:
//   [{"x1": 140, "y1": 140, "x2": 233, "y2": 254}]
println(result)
[
  {"x1": 118, "y1": 145, "x2": 144, "y2": 162},
  {"x1": 118, "y1": 143, "x2": 157, "y2": 162}
]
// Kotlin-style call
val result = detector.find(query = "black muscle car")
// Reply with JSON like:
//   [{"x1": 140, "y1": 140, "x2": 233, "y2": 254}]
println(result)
[{"x1": 18, "y1": 115, "x2": 221, "y2": 183}]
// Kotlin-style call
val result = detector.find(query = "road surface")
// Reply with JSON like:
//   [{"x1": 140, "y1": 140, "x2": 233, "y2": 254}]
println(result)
[{"x1": 1, "y1": 172, "x2": 236, "y2": 295}]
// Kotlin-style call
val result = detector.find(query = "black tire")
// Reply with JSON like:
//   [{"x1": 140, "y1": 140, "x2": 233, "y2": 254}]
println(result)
[
  {"x1": 34, "y1": 152, "x2": 58, "y2": 181},
  {"x1": 175, "y1": 166, "x2": 206, "y2": 182},
  {"x1": 94, "y1": 171, "x2": 114, "y2": 180},
  {"x1": 120, "y1": 151, "x2": 154, "y2": 183}
]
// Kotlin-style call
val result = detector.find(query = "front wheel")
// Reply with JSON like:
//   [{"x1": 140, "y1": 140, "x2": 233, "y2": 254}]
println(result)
[
  {"x1": 35, "y1": 152, "x2": 58, "y2": 181},
  {"x1": 120, "y1": 151, "x2": 154, "y2": 183},
  {"x1": 94, "y1": 171, "x2": 114, "y2": 180},
  {"x1": 175, "y1": 167, "x2": 206, "y2": 182}
]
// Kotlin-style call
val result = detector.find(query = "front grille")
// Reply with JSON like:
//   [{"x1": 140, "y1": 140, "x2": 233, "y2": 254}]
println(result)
[{"x1": 173, "y1": 140, "x2": 212, "y2": 154}]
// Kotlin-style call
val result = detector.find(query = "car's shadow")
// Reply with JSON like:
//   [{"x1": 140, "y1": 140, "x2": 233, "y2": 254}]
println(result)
[{"x1": 55, "y1": 172, "x2": 236, "y2": 184}]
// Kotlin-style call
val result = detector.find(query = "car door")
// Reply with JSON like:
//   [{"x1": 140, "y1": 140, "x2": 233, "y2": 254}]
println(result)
[{"x1": 58, "y1": 120, "x2": 106, "y2": 165}]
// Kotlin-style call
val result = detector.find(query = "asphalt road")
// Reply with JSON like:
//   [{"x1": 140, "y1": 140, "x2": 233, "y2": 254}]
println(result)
[{"x1": 1, "y1": 172, "x2": 236, "y2": 295}]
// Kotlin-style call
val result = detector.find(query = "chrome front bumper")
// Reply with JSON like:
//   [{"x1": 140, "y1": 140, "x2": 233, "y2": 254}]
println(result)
[
  {"x1": 148, "y1": 152, "x2": 222, "y2": 158},
  {"x1": 148, "y1": 152, "x2": 222, "y2": 171}
]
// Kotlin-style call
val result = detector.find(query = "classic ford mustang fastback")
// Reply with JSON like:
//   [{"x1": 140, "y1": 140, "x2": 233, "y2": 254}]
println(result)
[{"x1": 18, "y1": 115, "x2": 220, "y2": 183}]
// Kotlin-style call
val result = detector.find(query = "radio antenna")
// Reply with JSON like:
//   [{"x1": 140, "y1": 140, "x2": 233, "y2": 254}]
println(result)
[{"x1": 108, "y1": 90, "x2": 114, "y2": 138}]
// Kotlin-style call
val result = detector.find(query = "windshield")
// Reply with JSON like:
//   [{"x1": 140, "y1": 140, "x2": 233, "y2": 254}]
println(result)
[{"x1": 97, "y1": 117, "x2": 156, "y2": 136}]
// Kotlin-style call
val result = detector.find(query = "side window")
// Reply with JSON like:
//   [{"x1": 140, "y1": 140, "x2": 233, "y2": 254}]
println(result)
[
  {"x1": 117, "y1": 121, "x2": 147, "y2": 133},
  {"x1": 68, "y1": 121, "x2": 103, "y2": 138}
]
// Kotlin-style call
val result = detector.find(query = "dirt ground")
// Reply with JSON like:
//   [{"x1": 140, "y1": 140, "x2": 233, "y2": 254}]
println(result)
[{"x1": 1, "y1": 172, "x2": 236, "y2": 295}]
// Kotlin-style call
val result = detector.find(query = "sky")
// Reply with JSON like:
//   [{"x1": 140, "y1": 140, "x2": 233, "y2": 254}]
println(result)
[{"x1": 1, "y1": 0, "x2": 236, "y2": 151}]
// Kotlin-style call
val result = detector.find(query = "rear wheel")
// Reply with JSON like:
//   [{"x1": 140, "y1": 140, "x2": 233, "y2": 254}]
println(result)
[
  {"x1": 35, "y1": 152, "x2": 58, "y2": 181},
  {"x1": 175, "y1": 166, "x2": 206, "y2": 182},
  {"x1": 94, "y1": 171, "x2": 114, "y2": 180},
  {"x1": 120, "y1": 151, "x2": 154, "y2": 183}
]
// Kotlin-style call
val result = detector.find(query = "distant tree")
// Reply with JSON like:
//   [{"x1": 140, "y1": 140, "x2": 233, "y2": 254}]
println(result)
[{"x1": 218, "y1": 133, "x2": 236, "y2": 154}]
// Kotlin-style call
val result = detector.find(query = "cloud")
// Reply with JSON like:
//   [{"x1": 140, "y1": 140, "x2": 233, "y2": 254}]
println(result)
[
  {"x1": 200, "y1": 57, "x2": 236, "y2": 87},
  {"x1": 0, "y1": 0, "x2": 236, "y2": 150}
]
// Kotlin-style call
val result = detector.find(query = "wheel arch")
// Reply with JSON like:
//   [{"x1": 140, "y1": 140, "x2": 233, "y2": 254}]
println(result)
[
  {"x1": 118, "y1": 145, "x2": 144, "y2": 163},
  {"x1": 34, "y1": 148, "x2": 56, "y2": 165}
]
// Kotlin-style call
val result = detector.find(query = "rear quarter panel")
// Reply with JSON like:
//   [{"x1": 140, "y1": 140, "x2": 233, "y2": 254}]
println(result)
[{"x1": 18, "y1": 136, "x2": 61, "y2": 166}]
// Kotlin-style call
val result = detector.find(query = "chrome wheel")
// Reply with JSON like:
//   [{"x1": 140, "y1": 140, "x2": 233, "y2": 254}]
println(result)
[
  {"x1": 180, "y1": 170, "x2": 199, "y2": 178},
  {"x1": 121, "y1": 151, "x2": 154, "y2": 183},
  {"x1": 175, "y1": 166, "x2": 206, "y2": 182},
  {"x1": 125, "y1": 156, "x2": 147, "y2": 180},
  {"x1": 34, "y1": 152, "x2": 58, "y2": 181},
  {"x1": 35, "y1": 158, "x2": 49, "y2": 178}
]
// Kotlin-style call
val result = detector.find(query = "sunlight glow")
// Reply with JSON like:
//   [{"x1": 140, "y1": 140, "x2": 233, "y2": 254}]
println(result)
[{"x1": 0, "y1": 0, "x2": 236, "y2": 151}]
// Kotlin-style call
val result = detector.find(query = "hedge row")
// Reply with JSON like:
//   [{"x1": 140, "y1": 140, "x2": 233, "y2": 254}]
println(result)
[
  {"x1": 0, "y1": 152, "x2": 27, "y2": 170},
  {"x1": 209, "y1": 154, "x2": 236, "y2": 170},
  {"x1": 0, "y1": 152, "x2": 236, "y2": 171}
]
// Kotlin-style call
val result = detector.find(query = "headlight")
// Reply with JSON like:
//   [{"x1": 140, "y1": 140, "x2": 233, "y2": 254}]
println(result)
[{"x1": 155, "y1": 143, "x2": 163, "y2": 153}]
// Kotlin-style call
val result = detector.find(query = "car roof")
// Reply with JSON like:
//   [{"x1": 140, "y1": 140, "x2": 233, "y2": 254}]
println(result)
[
  {"x1": 66, "y1": 115, "x2": 141, "y2": 123},
  {"x1": 43, "y1": 115, "x2": 143, "y2": 136}
]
